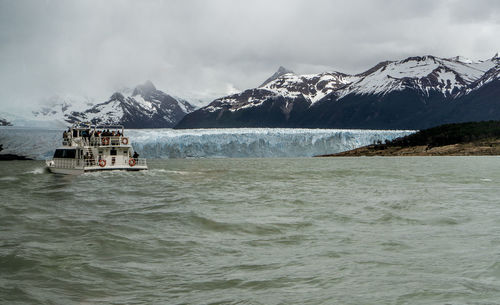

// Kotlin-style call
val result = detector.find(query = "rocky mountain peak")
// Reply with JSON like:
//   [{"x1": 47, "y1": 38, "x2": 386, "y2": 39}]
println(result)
[
  {"x1": 401, "y1": 55, "x2": 437, "y2": 64},
  {"x1": 109, "y1": 92, "x2": 125, "y2": 102},
  {"x1": 276, "y1": 66, "x2": 293, "y2": 74},
  {"x1": 449, "y1": 55, "x2": 476, "y2": 64},
  {"x1": 132, "y1": 80, "x2": 157, "y2": 97},
  {"x1": 260, "y1": 66, "x2": 295, "y2": 87},
  {"x1": 356, "y1": 61, "x2": 393, "y2": 77},
  {"x1": 0, "y1": 117, "x2": 12, "y2": 126}
]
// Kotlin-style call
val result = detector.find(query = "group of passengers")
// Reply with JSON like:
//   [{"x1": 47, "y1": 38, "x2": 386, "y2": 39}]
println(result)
[
  {"x1": 83, "y1": 151, "x2": 140, "y2": 162},
  {"x1": 99, "y1": 129, "x2": 122, "y2": 137},
  {"x1": 63, "y1": 128, "x2": 123, "y2": 139}
]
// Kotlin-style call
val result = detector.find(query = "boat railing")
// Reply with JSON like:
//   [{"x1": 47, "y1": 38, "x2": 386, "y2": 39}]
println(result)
[
  {"x1": 83, "y1": 158, "x2": 96, "y2": 166},
  {"x1": 82, "y1": 158, "x2": 147, "y2": 167},
  {"x1": 64, "y1": 136, "x2": 131, "y2": 147},
  {"x1": 135, "y1": 158, "x2": 147, "y2": 167},
  {"x1": 88, "y1": 136, "x2": 130, "y2": 147}
]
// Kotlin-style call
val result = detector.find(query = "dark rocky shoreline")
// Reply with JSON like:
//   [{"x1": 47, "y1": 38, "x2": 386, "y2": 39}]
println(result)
[
  {"x1": 0, "y1": 154, "x2": 33, "y2": 161},
  {"x1": 0, "y1": 144, "x2": 33, "y2": 160}
]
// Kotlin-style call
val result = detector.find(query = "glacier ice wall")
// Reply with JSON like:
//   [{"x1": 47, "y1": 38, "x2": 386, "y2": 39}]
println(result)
[
  {"x1": 0, "y1": 127, "x2": 415, "y2": 159},
  {"x1": 0, "y1": 127, "x2": 62, "y2": 159},
  {"x1": 129, "y1": 128, "x2": 415, "y2": 158}
]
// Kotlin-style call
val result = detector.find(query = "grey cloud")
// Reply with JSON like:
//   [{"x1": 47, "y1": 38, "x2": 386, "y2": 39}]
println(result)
[
  {"x1": 0, "y1": 0, "x2": 499, "y2": 114},
  {"x1": 448, "y1": 0, "x2": 500, "y2": 23}
]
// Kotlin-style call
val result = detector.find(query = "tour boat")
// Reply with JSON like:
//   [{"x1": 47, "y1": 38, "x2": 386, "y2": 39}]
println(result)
[{"x1": 46, "y1": 123, "x2": 147, "y2": 174}]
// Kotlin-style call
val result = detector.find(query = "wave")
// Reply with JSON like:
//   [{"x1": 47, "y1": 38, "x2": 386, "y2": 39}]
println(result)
[{"x1": 25, "y1": 167, "x2": 48, "y2": 175}]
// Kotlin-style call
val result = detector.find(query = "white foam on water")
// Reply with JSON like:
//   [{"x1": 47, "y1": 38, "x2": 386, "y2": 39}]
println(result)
[
  {"x1": 26, "y1": 167, "x2": 46, "y2": 175},
  {"x1": 164, "y1": 170, "x2": 200, "y2": 175}
]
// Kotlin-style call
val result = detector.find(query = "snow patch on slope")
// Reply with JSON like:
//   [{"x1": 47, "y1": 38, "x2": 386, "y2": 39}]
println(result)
[
  {"x1": 31, "y1": 95, "x2": 96, "y2": 123},
  {"x1": 341, "y1": 55, "x2": 498, "y2": 98},
  {"x1": 260, "y1": 71, "x2": 355, "y2": 104},
  {"x1": 88, "y1": 100, "x2": 125, "y2": 125}
]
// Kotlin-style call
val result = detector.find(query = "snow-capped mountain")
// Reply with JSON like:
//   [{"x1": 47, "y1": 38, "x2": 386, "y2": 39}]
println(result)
[
  {"x1": 0, "y1": 110, "x2": 68, "y2": 128},
  {"x1": 466, "y1": 53, "x2": 500, "y2": 92},
  {"x1": 33, "y1": 81, "x2": 196, "y2": 128},
  {"x1": 201, "y1": 70, "x2": 353, "y2": 113},
  {"x1": 0, "y1": 117, "x2": 12, "y2": 126},
  {"x1": 176, "y1": 53, "x2": 500, "y2": 129},
  {"x1": 340, "y1": 55, "x2": 497, "y2": 98},
  {"x1": 176, "y1": 69, "x2": 356, "y2": 128},
  {"x1": 259, "y1": 66, "x2": 294, "y2": 86},
  {"x1": 32, "y1": 94, "x2": 96, "y2": 125}
]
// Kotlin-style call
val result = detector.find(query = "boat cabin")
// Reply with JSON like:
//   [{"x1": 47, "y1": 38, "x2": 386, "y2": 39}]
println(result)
[{"x1": 47, "y1": 122, "x2": 146, "y2": 173}]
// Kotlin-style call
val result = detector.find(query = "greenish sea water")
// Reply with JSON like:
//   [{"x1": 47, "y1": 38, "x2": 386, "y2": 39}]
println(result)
[{"x1": 1, "y1": 157, "x2": 500, "y2": 304}]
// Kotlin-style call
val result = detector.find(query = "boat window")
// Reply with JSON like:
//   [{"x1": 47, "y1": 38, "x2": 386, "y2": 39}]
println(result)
[
  {"x1": 110, "y1": 149, "x2": 117, "y2": 156},
  {"x1": 53, "y1": 149, "x2": 76, "y2": 159}
]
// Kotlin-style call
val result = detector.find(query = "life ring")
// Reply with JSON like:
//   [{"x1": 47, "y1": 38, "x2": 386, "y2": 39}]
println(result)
[
  {"x1": 121, "y1": 137, "x2": 128, "y2": 145},
  {"x1": 129, "y1": 158, "x2": 136, "y2": 167},
  {"x1": 99, "y1": 159, "x2": 106, "y2": 167},
  {"x1": 102, "y1": 137, "x2": 110, "y2": 145}
]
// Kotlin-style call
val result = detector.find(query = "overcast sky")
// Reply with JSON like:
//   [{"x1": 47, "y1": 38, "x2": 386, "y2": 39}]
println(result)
[{"x1": 1, "y1": 0, "x2": 500, "y2": 113}]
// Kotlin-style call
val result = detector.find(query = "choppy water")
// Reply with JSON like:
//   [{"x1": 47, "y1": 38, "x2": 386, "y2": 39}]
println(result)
[{"x1": 2, "y1": 157, "x2": 500, "y2": 304}]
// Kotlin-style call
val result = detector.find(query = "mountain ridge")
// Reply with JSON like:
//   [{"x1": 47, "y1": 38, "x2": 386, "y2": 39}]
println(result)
[
  {"x1": 32, "y1": 81, "x2": 197, "y2": 128},
  {"x1": 0, "y1": 117, "x2": 12, "y2": 126},
  {"x1": 175, "y1": 53, "x2": 500, "y2": 129}
]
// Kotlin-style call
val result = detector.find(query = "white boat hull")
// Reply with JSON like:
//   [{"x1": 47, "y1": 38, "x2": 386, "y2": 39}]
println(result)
[
  {"x1": 47, "y1": 166, "x2": 148, "y2": 175},
  {"x1": 46, "y1": 166, "x2": 85, "y2": 175},
  {"x1": 46, "y1": 161, "x2": 147, "y2": 175}
]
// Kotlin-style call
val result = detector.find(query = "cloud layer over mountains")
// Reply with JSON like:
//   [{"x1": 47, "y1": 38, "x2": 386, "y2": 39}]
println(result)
[{"x1": 1, "y1": 0, "x2": 499, "y2": 114}]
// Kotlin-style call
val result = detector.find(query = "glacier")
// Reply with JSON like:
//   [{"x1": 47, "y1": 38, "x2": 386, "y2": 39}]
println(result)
[{"x1": 0, "y1": 127, "x2": 415, "y2": 160}]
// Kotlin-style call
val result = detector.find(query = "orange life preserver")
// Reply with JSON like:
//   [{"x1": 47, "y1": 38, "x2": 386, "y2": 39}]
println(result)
[
  {"x1": 121, "y1": 137, "x2": 128, "y2": 145},
  {"x1": 102, "y1": 137, "x2": 110, "y2": 145},
  {"x1": 99, "y1": 159, "x2": 106, "y2": 167},
  {"x1": 129, "y1": 158, "x2": 136, "y2": 167}
]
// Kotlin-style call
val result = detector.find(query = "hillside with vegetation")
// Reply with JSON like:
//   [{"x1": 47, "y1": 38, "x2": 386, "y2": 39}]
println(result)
[{"x1": 319, "y1": 121, "x2": 500, "y2": 157}]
